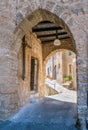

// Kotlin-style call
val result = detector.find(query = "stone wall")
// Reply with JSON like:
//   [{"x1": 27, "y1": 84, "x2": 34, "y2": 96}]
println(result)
[
  {"x1": 45, "y1": 85, "x2": 58, "y2": 96},
  {"x1": 62, "y1": 50, "x2": 77, "y2": 90},
  {"x1": 0, "y1": 1, "x2": 88, "y2": 128},
  {"x1": 18, "y1": 32, "x2": 43, "y2": 107}
]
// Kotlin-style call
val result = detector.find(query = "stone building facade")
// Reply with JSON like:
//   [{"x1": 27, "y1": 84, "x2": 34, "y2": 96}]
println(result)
[
  {"x1": 18, "y1": 32, "x2": 43, "y2": 107},
  {"x1": 46, "y1": 50, "x2": 77, "y2": 90},
  {"x1": 0, "y1": 0, "x2": 88, "y2": 129}
]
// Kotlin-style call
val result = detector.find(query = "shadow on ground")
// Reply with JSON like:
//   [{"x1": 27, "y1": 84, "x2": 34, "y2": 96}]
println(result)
[{"x1": 0, "y1": 97, "x2": 78, "y2": 130}]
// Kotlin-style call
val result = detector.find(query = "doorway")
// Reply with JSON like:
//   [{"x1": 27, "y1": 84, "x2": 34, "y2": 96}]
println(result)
[{"x1": 30, "y1": 57, "x2": 38, "y2": 92}]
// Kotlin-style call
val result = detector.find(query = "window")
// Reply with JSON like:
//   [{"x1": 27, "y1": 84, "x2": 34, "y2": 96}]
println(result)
[
  {"x1": 47, "y1": 68, "x2": 49, "y2": 75},
  {"x1": 69, "y1": 64, "x2": 72, "y2": 76},
  {"x1": 69, "y1": 51, "x2": 73, "y2": 56},
  {"x1": 58, "y1": 64, "x2": 60, "y2": 68}
]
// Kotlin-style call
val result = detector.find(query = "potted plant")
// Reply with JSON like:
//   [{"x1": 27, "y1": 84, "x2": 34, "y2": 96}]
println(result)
[{"x1": 64, "y1": 76, "x2": 72, "y2": 82}]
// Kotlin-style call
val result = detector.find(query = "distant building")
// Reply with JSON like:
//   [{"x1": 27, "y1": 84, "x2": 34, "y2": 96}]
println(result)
[{"x1": 46, "y1": 50, "x2": 77, "y2": 90}]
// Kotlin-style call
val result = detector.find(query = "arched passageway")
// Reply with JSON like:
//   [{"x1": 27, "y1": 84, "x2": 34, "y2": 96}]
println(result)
[
  {"x1": 16, "y1": 9, "x2": 77, "y2": 106},
  {"x1": 0, "y1": 7, "x2": 88, "y2": 130},
  {"x1": 14, "y1": 9, "x2": 78, "y2": 128}
]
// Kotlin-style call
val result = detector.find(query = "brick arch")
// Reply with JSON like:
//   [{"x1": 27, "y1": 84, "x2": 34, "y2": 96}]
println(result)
[{"x1": 14, "y1": 9, "x2": 76, "y2": 54}]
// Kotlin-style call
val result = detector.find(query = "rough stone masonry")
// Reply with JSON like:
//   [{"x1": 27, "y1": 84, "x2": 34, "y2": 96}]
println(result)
[{"x1": 0, "y1": 0, "x2": 88, "y2": 129}]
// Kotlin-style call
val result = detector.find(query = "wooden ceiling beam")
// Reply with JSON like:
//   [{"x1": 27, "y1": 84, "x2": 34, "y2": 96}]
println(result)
[
  {"x1": 40, "y1": 34, "x2": 69, "y2": 41},
  {"x1": 37, "y1": 32, "x2": 68, "y2": 38},
  {"x1": 35, "y1": 29, "x2": 65, "y2": 35},
  {"x1": 32, "y1": 26, "x2": 63, "y2": 32}
]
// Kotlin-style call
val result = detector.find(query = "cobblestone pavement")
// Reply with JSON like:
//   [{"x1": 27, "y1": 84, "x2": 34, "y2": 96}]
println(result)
[{"x1": 0, "y1": 96, "x2": 78, "y2": 130}]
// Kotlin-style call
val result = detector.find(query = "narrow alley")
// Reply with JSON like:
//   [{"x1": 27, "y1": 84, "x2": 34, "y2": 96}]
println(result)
[
  {"x1": 0, "y1": 82, "x2": 78, "y2": 130},
  {"x1": 0, "y1": 1, "x2": 88, "y2": 129}
]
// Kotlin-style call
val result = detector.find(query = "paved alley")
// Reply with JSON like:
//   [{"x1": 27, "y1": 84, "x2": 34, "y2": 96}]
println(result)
[
  {"x1": 45, "y1": 78, "x2": 77, "y2": 103},
  {"x1": 0, "y1": 100, "x2": 78, "y2": 129},
  {"x1": 0, "y1": 80, "x2": 78, "y2": 130},
  {"x1": 0, "y1": 98, "x2": 78, "y2": 130}
]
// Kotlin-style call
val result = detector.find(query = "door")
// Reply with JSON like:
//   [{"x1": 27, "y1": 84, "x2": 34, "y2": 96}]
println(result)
[{"x1": 30, "y1": 57, "x2": 38, "y2": 91}]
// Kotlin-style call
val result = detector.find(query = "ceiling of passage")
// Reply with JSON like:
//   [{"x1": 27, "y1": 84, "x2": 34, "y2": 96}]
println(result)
[{"x1": 32, "y1": 21, "x2": 70, "y2": 44}]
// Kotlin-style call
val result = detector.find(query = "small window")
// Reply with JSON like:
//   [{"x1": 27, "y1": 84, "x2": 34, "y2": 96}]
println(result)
[
  {"x1": 58, "y1": 64, "x2": 60, "y2": 68},
  {"x1": 69, "y1": 64, "x2": 72, "y2": 76},
  {"x1": 69, "y1": 51, "x2": 73, "y2": 56},
  {"x1": 47, "y1": 68, "x2": 49, "y2": 75}
]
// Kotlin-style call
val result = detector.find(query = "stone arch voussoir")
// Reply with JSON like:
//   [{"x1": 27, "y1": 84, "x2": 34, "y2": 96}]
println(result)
[{"x1": 14, "y1": 9, "x2": 76, "y2": 55}]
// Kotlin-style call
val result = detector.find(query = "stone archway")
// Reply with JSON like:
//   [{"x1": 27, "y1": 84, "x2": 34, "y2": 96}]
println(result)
[
  {"x1": 15, "y1": 9, "x2": 87, "y2": 126},
  {"x1": 14, "y1": 9, "x2": 88, "y2": 128},
  {"x1": 15, "y1": 9, "x2": 76, "y2": 54},
  {"x1": 43, "y1": 49, "x2": 76, "y2": 63},
  {"x1": 15, "y1": 8, "x2": 78, "y2": 108},
  {"x1": 0, "y1": 4, "x2": 87, "y2": 128}
]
